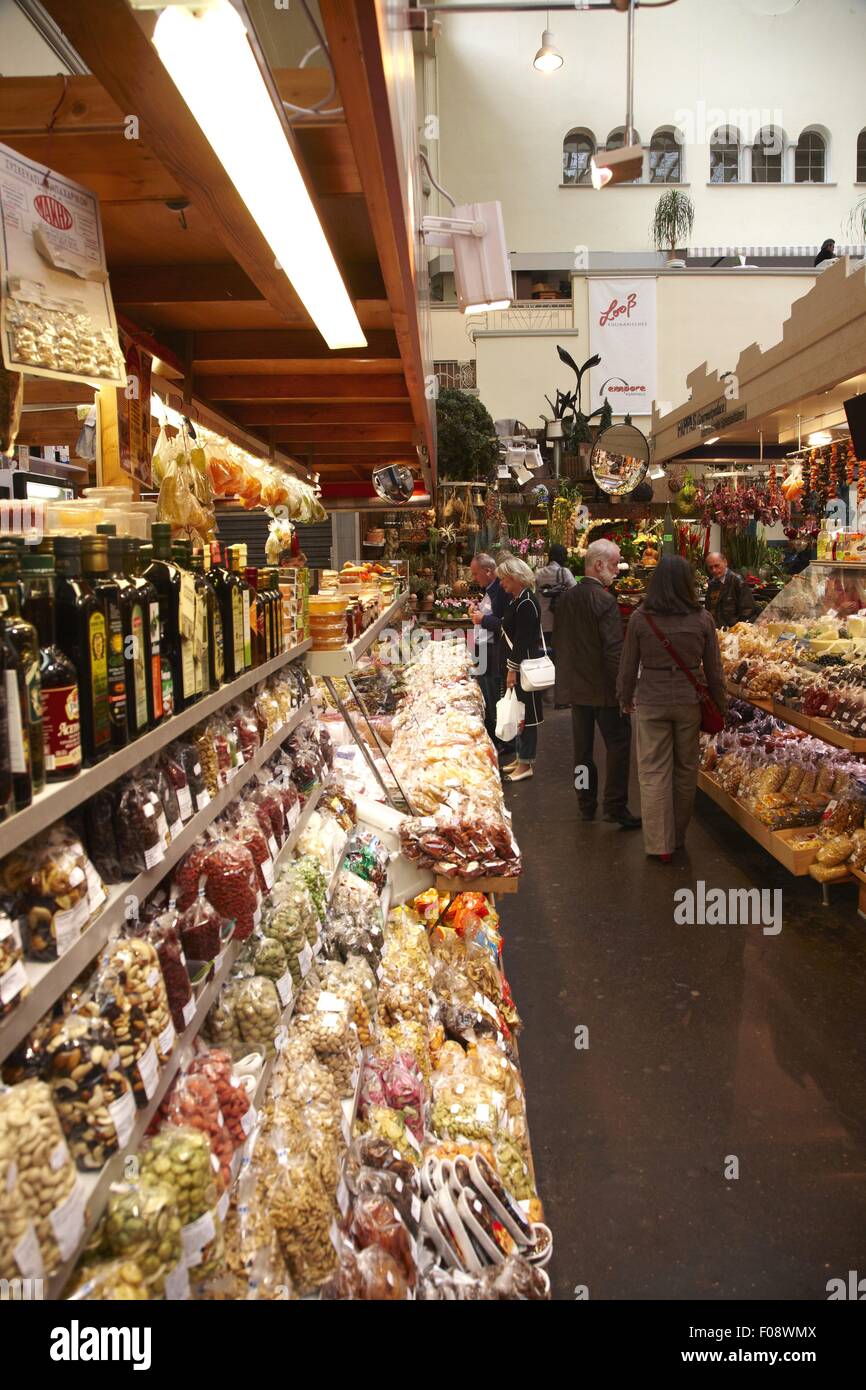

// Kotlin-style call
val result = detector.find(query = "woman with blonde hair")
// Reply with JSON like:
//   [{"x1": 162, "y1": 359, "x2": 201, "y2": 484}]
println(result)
[{"x1": 497, "y1": 554, "x2": 546, "y2": 782}]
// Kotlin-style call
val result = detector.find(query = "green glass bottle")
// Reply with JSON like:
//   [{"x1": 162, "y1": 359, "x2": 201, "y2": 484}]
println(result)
[
  {"x1": 54, "y1": 536, "x2": 111, "y2": 765},
  {"x1": 82, "y1": 535, "x2": 128, "y2": 752},
  {"x1": 21, "y1": 553, "x2": 81, "y2": 782},
  {"x1": 0, "y1": 543, "x2": 43, "y2": 797}
]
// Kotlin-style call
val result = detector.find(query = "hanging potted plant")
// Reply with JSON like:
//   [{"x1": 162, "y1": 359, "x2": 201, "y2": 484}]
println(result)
[{"x1": 650, "y1": 188, "x2": 695, "y2": 269}]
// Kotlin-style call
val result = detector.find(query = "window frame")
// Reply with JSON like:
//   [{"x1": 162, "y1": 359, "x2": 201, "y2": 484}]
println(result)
[
  {"x1": 649, "y1": 128, "x2": 683, "y2": 184},
  {"x1": 709, "y1": 125, "x2": 740, "y2": 184},
  {"x1": 794, "y1": 128, "x2": 826, "y2": 184},
  {"x1": 751, "y1": 126, "x2": 785, "y2": 184},
  {"x1": 562, "y1": 128, "x2": 595, "y2": 186}
]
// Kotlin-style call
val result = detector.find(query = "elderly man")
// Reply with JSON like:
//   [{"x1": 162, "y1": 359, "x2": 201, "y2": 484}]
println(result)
[
  {"x1": 705, "y1": 551, "x2": 757, "y2": 629},
  {"x1": 468, "y1": 551, "x2": 510, "y2": 747},
  {"x1": 554, "y1": 539, "x2": 640, "y2": 827}
]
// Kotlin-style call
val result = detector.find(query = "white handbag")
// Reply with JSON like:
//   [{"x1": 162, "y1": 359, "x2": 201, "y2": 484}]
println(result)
[{"x1": 504, "y1": 598, "x2": 556, "y2": 690}]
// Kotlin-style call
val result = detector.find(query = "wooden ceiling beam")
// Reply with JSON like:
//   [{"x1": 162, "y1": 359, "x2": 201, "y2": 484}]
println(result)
[
  {"x1": 111, "y1": 263, "x2": 385, "y2": 308},
  {"x1": 189, "y1": 327, "x2": 397, "y2": 363},
  {"x1": 200, "y1": 374, "x2": 409, "y2": 401},
  {"x1": 232, "y1": 402, "x2": 413, "y2": 426},
  {"x1": 39, "y1": 2, "x2": 318, "y2": 327},
  {"x1": 268, "y1": 423, "x2": 415, "y2": 444}
]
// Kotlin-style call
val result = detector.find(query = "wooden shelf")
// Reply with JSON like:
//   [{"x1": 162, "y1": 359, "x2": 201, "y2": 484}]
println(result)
[
  {"x1": 770, "y1": 700, "x2": 866, "y2": 752},
  {"x1": 697, "y1": 771, "x2": 824, "y2": 876}
]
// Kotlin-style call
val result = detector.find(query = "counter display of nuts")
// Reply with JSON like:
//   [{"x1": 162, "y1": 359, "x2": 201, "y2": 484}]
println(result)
[
  {"x1": 0, "y1": 1079, "x2": 81, "y2": 1272},
  {"x1": 102, "y1": 1179, "x2": 183, "y2": 1296},
  {"x1": 67, "y1": 1256, "x2": 151, "y2": 1301},
  {"x1": 235, "y1": 975, "x2": 283, "y2": 1055},
  {"x1": 106, "y1": 937, "x2": 175, "y2": 1065},
  {"x1": 44, "y1": 1014, "x2": 136, "y2": 1171},
  {"x1": 139, "y1": 1126, "x2": 224, "y2": 1280}
]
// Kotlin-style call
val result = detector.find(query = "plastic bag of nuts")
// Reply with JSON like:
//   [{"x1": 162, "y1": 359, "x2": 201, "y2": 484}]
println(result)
[
  {"x1": 189, "y1": 1047, "x2": 254, "y2": 1149},
  {"x1": 139, "y1": 1126, "x2": 225, "y2": 1281},
  {"x1": 67, "y1": 1256, "x2": 152, "y2": 1301},
  {"x1": 162, "y1": 1072, "x2": 234, "y2": 1191},
  {"x1": 76, "y1": 964, "x2": 159, "y2": 1110},
  {"x1": 3, "y1": 826, "x2": 94, "y2": 963},
  {"x1": 265, "y1": 1125, "x2": 337, "y2": 1296},
  {"x1": 101, "y1": 1178, "x2": 185, "y2": 1297},
  {"x1": 0, "y1": 1079, "x2": 85, "y2": 1274},
  {"x1": 0, "y1": 902, "x2": 29, "y2": 1018},
  {"x1": 0, "y1": 1102, "x2": 44, "y2": 1280},
  {"x1": 235, "y1": 975, "x2": 283, "y2": 1056},
  {"x1": 44, "y1": 1014, "x2": 137, "y2": 1171},
  {"x1": 177, "y1": 890, "x2": 232, "y2": 966},
  {"x1": 105, "y1": 936, "x2": 176, "y2": 1064},
  {"x1": 114, "y1": 777, "x2": 167, "y2": 877},
  {"x1": 193, "y1": 724, "x2": 220, "y2": 798},
  {"x1": 204, "y1": 978, "x2": 245, "y2": 1057},
  {"x1": 171, "y1": 738, "x2": 210, "y2": 813},
  {"x1": 146, "y1": 914, "x2": 195, "y2": 1036}
]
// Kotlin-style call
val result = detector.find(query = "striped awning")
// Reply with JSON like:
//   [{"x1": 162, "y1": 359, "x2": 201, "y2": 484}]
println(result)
[{"x1": 688, "y1": 245, "x2": 865, "y2": 258}]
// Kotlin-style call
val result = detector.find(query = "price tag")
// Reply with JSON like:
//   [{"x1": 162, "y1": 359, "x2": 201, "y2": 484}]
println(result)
[
  {"x1": 287, "y1": 802, "x2": 300, "y2": 831},
  {"x1": 164, "y1": 1260, "x2": 191, "y2": 1301},
  {"x1": 196, "y1": 790, "x2": 210, "y2": 812},
  {"x1": 316, "y1": 990, "x2": 348, "y2": 1013},
  {"x1": 137, "y1": 1042, "x2": 159, "y2": 1101},
  {"x1": 268, "y1": 836, "x2": 279, "y2": 858},
  {"x1": 108, "y1": 1090, "x2": 136, "y2": 1147},
  {"x1": 169, "y1": 816, "x2": 184, "y2": 842},
  {"x1": 84, "y1": 860, "x2": 106, "y2": 914},
  {"x1": 182, "y1": 996, "x2": 196, "y2": 1028},
  {"x1": 0, "y1": 958, "x2": 28, "y2": 1007},
  {"x1": 144, "y1": 840, "x2": 165, "y2": 871},
  {"x1": 176, "y1": 785, "x2": 193, "y2": 821},
  {"x1": 48, "y1": 1180, "x2": 86, "y2": 1260},
  {"x1": 298, "y1": 942, "x2": 313, "y2": 977},
  {"x1": 181, "y1": 1209, "x2": 216, "y2": 1265},
  {"x1": 14, "y1": 1221, "x2": 44, "y2": 1280},
  {"x1": 275, "y1": 971, "x2": 293, "y2": 1007},
  {"x1": 54, "y1": 895, "x2": 90, "y2": 955},
  {"x1": 411, "y1": 1194, "x2": 422, "y2": 1225},
  {"x1": 261, "y1": 859, "x2": 275, "y2": 890},
  {"x1": 341, "y1": 1097, "x2": 354, "y2": 1144},
  {"x1": 158, "y1": 1019, "x2": 176, "y2": 1058},
  {"x1": 50, "y1": 1140, "x2": 70, "y2": 1172}
]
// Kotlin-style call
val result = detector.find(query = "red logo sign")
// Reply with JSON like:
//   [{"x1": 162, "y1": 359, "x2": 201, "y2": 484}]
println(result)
[
  {"x1": 599, "y1": 292, "x2": 637, "y2": 327},
  {"x1": 33, "y1": 194, "x2": 73, "y2": 231}
]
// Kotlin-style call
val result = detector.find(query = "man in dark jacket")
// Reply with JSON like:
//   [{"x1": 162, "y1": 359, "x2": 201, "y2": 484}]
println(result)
[
  {"x1": 469, "y1": 552, "x2": 510, "y2": 748},
  {"x1": 553, "y1": 539, "x2": 640, "y2": 827},
  {"x1": 705, "y1": 552, "x2": 757, "y2": 628}
]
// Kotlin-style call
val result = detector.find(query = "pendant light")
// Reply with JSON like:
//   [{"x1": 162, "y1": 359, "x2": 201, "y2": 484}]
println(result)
[{"x1": 533, "y1": 15, "x2": 563, "y2": 72}]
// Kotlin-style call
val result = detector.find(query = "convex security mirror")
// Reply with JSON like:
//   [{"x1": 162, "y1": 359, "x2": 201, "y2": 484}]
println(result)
[
  {"x1": 372, "y1": 464, "x2": 416, "y2": 504},
  {"x1": 590, "y1": 423, "x2": 651, "y2": 496}
]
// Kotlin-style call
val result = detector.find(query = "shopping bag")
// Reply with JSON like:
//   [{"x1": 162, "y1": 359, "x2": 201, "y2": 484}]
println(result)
[{"x1": 495, "y1": 689, "x2": 524, "y2": 742}]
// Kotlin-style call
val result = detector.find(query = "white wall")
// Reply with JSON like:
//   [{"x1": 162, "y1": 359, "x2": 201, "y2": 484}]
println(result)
[
  {"x1": 429, "y1": 0, "x2": 866, "y2": 253},
  {"x1": 432, "y1": 268, "x2": 815, "y2": 427},
  {"x1": 0, "y1": 0, "x2": 70, "y2": 74}
]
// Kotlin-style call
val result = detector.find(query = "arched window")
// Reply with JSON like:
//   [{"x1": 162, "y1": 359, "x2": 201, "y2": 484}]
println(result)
[
  {"x1": 795, "y1": 129, "x2": 826, "y2": 183},
  {"x1": 649, "y1": 128, "x2": 682, "y2": 183},
  {"x1": 563, "y1": 129, "x2": 595, "y2": 185},
  {"x1": 605, "y1": 127, "x2": 643, "y2": 183},
  {"x1": 710, "y1": 126, "x2": 739, "y2": 183},
  {"x1": 752, "y1": 126, "x2": 785, "y2": 182},
  {"x1": 857, "y1": 128, "x2": 866, "y2": 182}
]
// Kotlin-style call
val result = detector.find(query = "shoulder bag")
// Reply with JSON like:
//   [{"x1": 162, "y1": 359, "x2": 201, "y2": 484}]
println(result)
[
  {"x1": 642, "y1": 612, "x2": 725, "y2": 735},
  {"x1": 503, "y1": 595, "x2": 556, "y2": 690}
]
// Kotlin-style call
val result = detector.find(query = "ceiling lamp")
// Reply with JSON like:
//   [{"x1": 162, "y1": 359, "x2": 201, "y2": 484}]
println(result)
[
  {"x1": 151, "y1": 1, "x2": 366, "y2": 351},
  {"x1": 808, "y1": 430, "x2": 833, "y2": 446},
  {"x1": 533, "y1": 21, "x2": 563, "y2": 73}
]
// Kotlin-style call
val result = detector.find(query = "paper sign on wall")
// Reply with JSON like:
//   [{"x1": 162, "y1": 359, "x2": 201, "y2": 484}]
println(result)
[
  {"x1": 0, "y1": 142, "x2": 125, "y2": 386},
  {"x1": 588, "y1": 277, "x2": 657, "y2": 417}
]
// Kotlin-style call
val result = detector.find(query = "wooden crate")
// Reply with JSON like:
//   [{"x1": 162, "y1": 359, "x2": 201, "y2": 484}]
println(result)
[
  {"x1": 771, "y1": 828, "x2": 824, "y2": 876},
  {"x1": 697, "y1": 772, "x2": 818, "y2": 877}
]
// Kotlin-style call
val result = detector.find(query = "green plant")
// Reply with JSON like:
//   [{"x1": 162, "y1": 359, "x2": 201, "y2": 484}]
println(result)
[
  {"x1": 508, "y1": 509, "x2": 532, "y2": 541},
  {"x1": 719, "y1": 527, "x2": 776, "y2": 575},
  {"x1": 435, "y1": 387, "x2": 498, "y2": 482},
  {"x1": 650, "y1": 189, "x2": 695, "y2": 260},
  {"x1": 846, "y1": 198, "x2": 866, "y2": 244}
]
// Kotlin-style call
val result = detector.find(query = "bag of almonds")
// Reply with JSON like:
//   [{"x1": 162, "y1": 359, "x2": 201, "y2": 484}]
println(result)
[
  {"x1": 43, "y1": 1013, "x2": 136, "y2": 1171},
  {"x1": 0, "y1": 1079, "x2": 85, "y2": 1276}
]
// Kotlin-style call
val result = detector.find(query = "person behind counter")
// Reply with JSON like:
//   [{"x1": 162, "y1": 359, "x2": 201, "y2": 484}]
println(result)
[{"x1": 705, "y1": 552, "x2": 757, "y2": 628}]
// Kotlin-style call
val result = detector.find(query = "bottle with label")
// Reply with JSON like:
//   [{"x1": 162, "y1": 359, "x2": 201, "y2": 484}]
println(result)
[
  {"x1": 179, "y1": 540, "x2": 212, "y2": 698},
  {"x1": 110, "y1": 537, "x2": 150, "y2": 739},
  {"x1": 0, "y1": 573, "x2": 32, "y2": 812},
  {"x1": 134, "y1": 542, "x2": 167, "y2": 724},
  {"x1": 0, "y1": 542, "x2": 43, "y2": 797},
  {"x1": 212, "y1": 541, "x2": 245, "y2": 681},
  {"x1": 83, "y1": 535, "x2": 128, "y2": 753},
  {"x1": 145, "y1": 524, "x2": 197, "y2": 713},
  {"x1": 267, "y1": 568, "x2": 285, "y2": 654},
  {"x1": 195, "y1": 546, "x2": 224, "y2": 691},
  {"x1": 244, "y1": 566, "x2": 266, "y2": 666},
  {"x1": 54, "y1": 536, "x2": 111, "y2": 766},
  {"x1": 21, "y1": 553, "x2": 82, "y2": 782},
  {"x1": 230, "y1": 546, "x2": 253, "y2": 670},
  {"x1": 172, "y1": 541, "x2": 202, "y2": 698},
  {"x1": 817, "y1": 522, "x2": 830, "y2": 561}
]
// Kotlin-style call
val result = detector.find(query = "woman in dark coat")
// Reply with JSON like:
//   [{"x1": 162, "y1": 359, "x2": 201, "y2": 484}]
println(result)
[{"x1": 497, "y1": 555, "x2": 546, "y2": 782}]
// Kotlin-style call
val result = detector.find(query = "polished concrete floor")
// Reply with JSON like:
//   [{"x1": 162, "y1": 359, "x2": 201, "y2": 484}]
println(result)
[{"x1": 500, "y1": 709, "x2": 866, "y2": 1301}]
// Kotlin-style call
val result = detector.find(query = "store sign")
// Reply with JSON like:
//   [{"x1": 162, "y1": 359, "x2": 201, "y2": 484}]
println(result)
[
  {"x1": 0, "y1": 142, "x2": 125, "y2": 386},
  {"x1": 588, "y1": 278, "x2": 657, "y2": 416},
  {"x1": 117, "y1": 331, "x2": 153, "y2": 488},
  {"x1": 676, "y1": 397, "x2": 748, "y2": 439}
]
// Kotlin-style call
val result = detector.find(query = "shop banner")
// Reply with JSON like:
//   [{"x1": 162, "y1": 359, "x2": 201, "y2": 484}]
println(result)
[
  {"x1": 117, "y1": 330, "x2": 153, "y2": 488},
  {"x1": 588, "y1": 277, "x2": 657, "y2": 417},
  {"x1": 0, "y1": 142, "x2": 125, "y2": 387}
]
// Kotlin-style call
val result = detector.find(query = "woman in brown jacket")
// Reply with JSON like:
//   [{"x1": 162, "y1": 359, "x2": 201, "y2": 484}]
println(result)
[{"x1": 617, "y1": 556, "x2": 726, "y2": 861}]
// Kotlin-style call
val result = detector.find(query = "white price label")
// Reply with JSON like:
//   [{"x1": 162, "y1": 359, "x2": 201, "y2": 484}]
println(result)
[
  {"x1": 50, "y1": 1140, "x2": 69, "y2": 1172},
  {"x1": 48, "y1": 1180, "x2": 86, "y2": 1260},
  {"x1": 147, "y1": 968, "x2": 159, "y2": 988},
  {"x1": 182, "y1": 996, "x2": 196, "y2": 1028},
  {"x1": 287, "y1": 802, "x2": 300, "y2": 830},
  {"x1": 261, "y1": 859, "x2": 274, "y2": 890},
  {"x1": 14, "y1": 1221, "x2": 44, "y2": 1280},
  {"x1": 181, "y1": 1209, "x2": 216, "y2": 1265},
  {"x1": 298, "y1": 942, "x2": 313, "y2": 977},
  {"x1": 84, "y1": 860, "x2": 106, "y2": 913},
  {"x1": 411, "y1": 1194, "x2": 422, "y2": 1224},
  {"x1": 169, "y1": 816, "x2": 184, "y2": 842},
  {"x1": 241, "y1": 1106, "x2": 256, "y2": 1137},
  {"x1": 143, "y1": 802, "x2": 154, "y2": 818},
  {"x1": 108, "y1": 1089, "x2": 136, "y2": 1147},
  {"x1": 268, "y1": 836, "x2": 278, "y2": 858},
  {"x1": 252, "y1": 906, "x2": 262, "y2": 928},
  {"x1": 341, "y1": 1097, "x2": 354, "y2": 1144},
  {"x1": 275, "y1": 971, "x2": 293, "y2": 1007},
  {"x1": 0, "y1": 958, "x2": 28, "y2": 1007},
  {"x1": 54, "y1": 895, "x2": 90, "y2": 955},
  {"x1": 196, "y1": 790, "x2": 210, "y2": 812},
  {"x1": 404, "y1": 1126, "x2": 422, "y2": 1154},
  {"x1": 144, "y1": 840, "x2": 165, "y2": 871},
  {"x1": 137, "y1": 1042, "x2": 159, "y2": 1101},
  {"x1": 158, "y1": 1018, "x2": 176, "y2": 1059},
  {"x1": 164, "y1": 1260, "x2": 191, "y2": 1301},
  {"x1": 176, "y1": 785, "x2": 193, "y2": 821}
]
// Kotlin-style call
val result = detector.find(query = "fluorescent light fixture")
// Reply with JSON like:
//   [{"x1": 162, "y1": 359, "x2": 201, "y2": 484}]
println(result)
[
  {"x1": 704, "y1": 435, "x2": 720, "y2": 445},
  {"x1": 649, "y1": 464, "x2": 666, "y2": 480},
  {"x1": 808, "y1": 430, "x2": 833, "y2": 446},
  {"x1": 590, "y1": 143, "x2": 643, "y2": 190},
  {"x1": 533, "y1": 29, "x2": 563, "y2": 72},
  {"x1": 152, "y1": 1, "x2": 365, "y2": 351}
]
